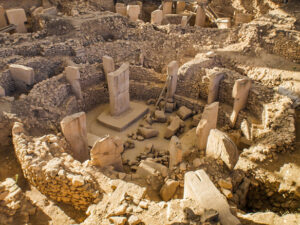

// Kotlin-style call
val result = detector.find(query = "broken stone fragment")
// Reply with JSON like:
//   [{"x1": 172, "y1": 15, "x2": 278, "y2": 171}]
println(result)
[
  {"x1": 154, "y1": 110, "x2": 167, "y2": 123},
  {"x1": 218, "y1": 178, "x2": 233, "y2": 190},
  {"x1": 177, "y1": 106, "x2": 192, "y2": 120},
  {"x1": 127, "y1": 215, "x2": 141, "y2": 225},
  {"x1": 184, "y1": 170, "x2": 240, "y2": 225},
  {"x1": 138, "y1": 127, "x2": 159, "y2": 139},
  {"x1": 90, "y1": 135, "x2": 124, "y2": 171},
  {"x1": 160, "y1": 179, "x2": 179, "y2": 201},
  {"x1": 41, "y1": 7, "x2": 57, "y2": 15},
  {"x1": 164, "y1": 116, "x2": 184, "y2": 139},
  {"x1": 109, "y1": 216, "x2": 127, "y2": 225},
  {"x1": 206, "y1": 129, "x2": 239, "y2": 170},
  {"x1": 241, "y1": 119, "x2": 251, "y2": 140}
]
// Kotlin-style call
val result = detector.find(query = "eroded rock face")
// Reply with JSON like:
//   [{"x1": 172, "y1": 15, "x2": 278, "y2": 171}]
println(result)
[
  {"x1": 206, "y1": 129, "x2": 239, "y2": 170},
  {"x1": 90, "y1": 135, "x2": 124, "y2": 171}
]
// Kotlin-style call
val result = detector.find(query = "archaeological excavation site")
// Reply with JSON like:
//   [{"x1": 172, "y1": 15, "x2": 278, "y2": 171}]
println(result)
[{"x1": 0, "y1": 0, "x2": 300, "y2": 224}]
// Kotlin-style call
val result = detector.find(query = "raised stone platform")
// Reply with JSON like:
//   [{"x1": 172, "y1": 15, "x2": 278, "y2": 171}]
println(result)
[{"x1": 97, "y1": 102, "x2": 149, "y2": 131}]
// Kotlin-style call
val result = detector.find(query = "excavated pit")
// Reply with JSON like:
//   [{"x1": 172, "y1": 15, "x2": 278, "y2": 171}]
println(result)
[{"x1": 0, "y1": 0, "x2": 300, "y2": 224}]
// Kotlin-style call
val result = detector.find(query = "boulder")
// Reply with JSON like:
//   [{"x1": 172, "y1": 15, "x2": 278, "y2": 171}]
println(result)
[
  {"x1": 165, "y1": 116, "x2": 184, "y2": 139},
  {"x1": 154, "y1": 110, "x2": 167, "y2": 123}
]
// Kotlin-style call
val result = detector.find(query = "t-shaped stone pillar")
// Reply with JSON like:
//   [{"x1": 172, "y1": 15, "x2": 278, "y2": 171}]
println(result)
[
  {"x1": 230, "y1": 78, "x2": 252, "y2": 127},
  {"x1": 65, "y1": 66, "x2": 82, "y2": 99},
  {"x1": 195, "y1": 5, "x2": 206, "y2": 27},
  {"x1": 116, "y1": 3, "x2": 127, "y2": 16},
  {"x1": 6, "y1": 8, "x2": 27, "y2": 33},
  {"x1": 9, "y1": 64, "x2": 35, "y2": 85},
  {"x1": 151, "y1": 10, "x2": 163, "y2": 25},
  {"x1": 176, "y1": 1, "x2": 186, "y2": 14},
  {"x1": 166, "y1": 61, "x2": 179, "y2": 101},
  {"x1": 181, "y1": 16, "x2": 188, "y2": 26},
  {"x1": 196, "y1": 102, "x2": 219, "y2": 150},
  {"x1": 107, "y1": 62, "x2": 130, "y2": 116},
  {"x1": 168, "y1": 136, "x2": 183, "y2": 169},
  {"x1": 205, "y1": 72, "x2": 225, "y2": 104},
  {"x1": 60, "y1": 112, "x2": 89, "y2": 162},
  {"x1": 162, "y1": 1, "x2": 173, "y2": 14},
  {"x1": 127, "y1": 5, "x2": 140, "y2": 22},
  {"x1": 102, "y1": 55, "x2": 115, "y2": 79}
]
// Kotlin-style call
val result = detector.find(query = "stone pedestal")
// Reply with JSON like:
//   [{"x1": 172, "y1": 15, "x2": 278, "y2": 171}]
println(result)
[
  {"x1": 9, "y1": 64, "x2": 35, "y2": 85},
  {"x1": 184, "y1": 170, "x2": 241, "y2": 225},
  {"x1": 195, "y1": 5, "x2": 205, "y2": 27},
  {"x1": 102, "y1": 55, "x2": 115, "y2": 79},
  {"x1": 166, "y1": 61, "x2": 179, "y2": 100},
  {"x1": 196, "y1": 102, "x2": 219, "y2": 150},
  {"x1": 116, "y1": 3, "x2": 127, "y2": 16},
  {"x1": 163, "y1": 1, "x2": 173, "y2": 15},
  {"x1": 65, "y1": 66, "x2": 82, "y2": 99},
  {"x1": 127, "y1": 5, "x2": 140, "y2": 22},
  {"x1": 207, "y1": 72, "x2": 225, "y2": 104},
  {"x1": 90, "y1": 135, "x2": 124, "y2": 171},
  {"x1": 6, "y1": 9, "x2": 27, "y2": 33},
  {"x1": 176, "y1": 1, "x2": 185, "y2": 14},
  {"x1": 60, "y1": 112, "x2": 89, "y2": 162},
  {"x1": 151, "y1": 10, "x2": 163, "y2": 25},
  {"x1": 0, "y1": 6, "x2": 7, "y2": 28},
  {"x1": 168, "y1": 136, "x2": 183, "y2": 169},
  {"x1": 230, "y1": 78, "x2": 251, "y2": 126}
]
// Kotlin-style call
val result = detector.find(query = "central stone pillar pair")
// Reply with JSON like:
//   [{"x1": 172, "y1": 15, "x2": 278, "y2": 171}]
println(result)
[{"x1": 97, "y1": 56, "x2": 148, "y2": 131}]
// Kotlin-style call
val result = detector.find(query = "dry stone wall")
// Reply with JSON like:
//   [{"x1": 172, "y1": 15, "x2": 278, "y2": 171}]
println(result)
[{"x1": 12, "y1": 122, "x2": 101, "y2": 210}]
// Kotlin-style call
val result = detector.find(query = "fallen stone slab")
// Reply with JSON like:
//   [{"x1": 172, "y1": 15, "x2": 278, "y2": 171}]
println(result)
[
  {"x1": 206, "y1": 129, "x2": 239, "y2": 170},
  {"x1": 177, "y1": 106, "x2": 192, "y2": 120},
  {"x1": 184, "y1": 170, "x2": 240, "y2": 225}
]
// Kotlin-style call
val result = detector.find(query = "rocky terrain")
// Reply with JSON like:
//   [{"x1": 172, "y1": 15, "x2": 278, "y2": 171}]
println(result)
[{"x1": 0, "y1": 0, "x2": 299, "y2": 224}]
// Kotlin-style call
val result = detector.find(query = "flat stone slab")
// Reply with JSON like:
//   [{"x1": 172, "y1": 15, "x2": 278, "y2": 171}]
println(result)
[{"x1": 97, "y1": 102, "x2": 149, "y2": 131}]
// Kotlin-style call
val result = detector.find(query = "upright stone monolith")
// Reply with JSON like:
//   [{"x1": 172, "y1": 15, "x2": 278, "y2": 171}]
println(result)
[
  {"x1": 60, "y1": 112, "x2": 89, "y2": 162},
  {"x1": 195, "y1": 5, "x2": 205, "y2": 27},
  {"x1": 166, "y1": 61, "x2": 179, "y2": 101},
  {"x1": 230, "y1": 78, "x2": 252, "y2": 126},
  {"x1": 102, "y1": 55, "x2": 115, "y2": 79},
  {"x1": 151, "y1": 10, "x2": 163, "y2": 25},
  {"x1": 116, "y1": 3, "x2": 127, "y2": 16},
  {"x1": 168, "y1": 136, "x2": 183, "y2": 169},
  {"x1": 65, "y1": 66, "x2": 82, "y2": 99},
  {"x1": 207, "y1": 72, "x2": 225, "y2": 104},
  {"x1": 196, "y1": 102, "x2": 219, "y2": 150},
  {"x1": 163, "y1": 1, "x2": 173, "y2": 14},
  {"x1": 127, "y1": 5, "x2": 140, "y2": 22},
  {"x1": 0, "y1": 6, "x2": 7, "y2": 28},
  {"x1": 107, "y1": 62, "x2": 130, "y2": 116},
  {"x1": 6, "y1": 8, "x2": 27, "y2": 33},
  {"x1": 176, "y1": 1, "x2": 185, "y2": 14}
]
